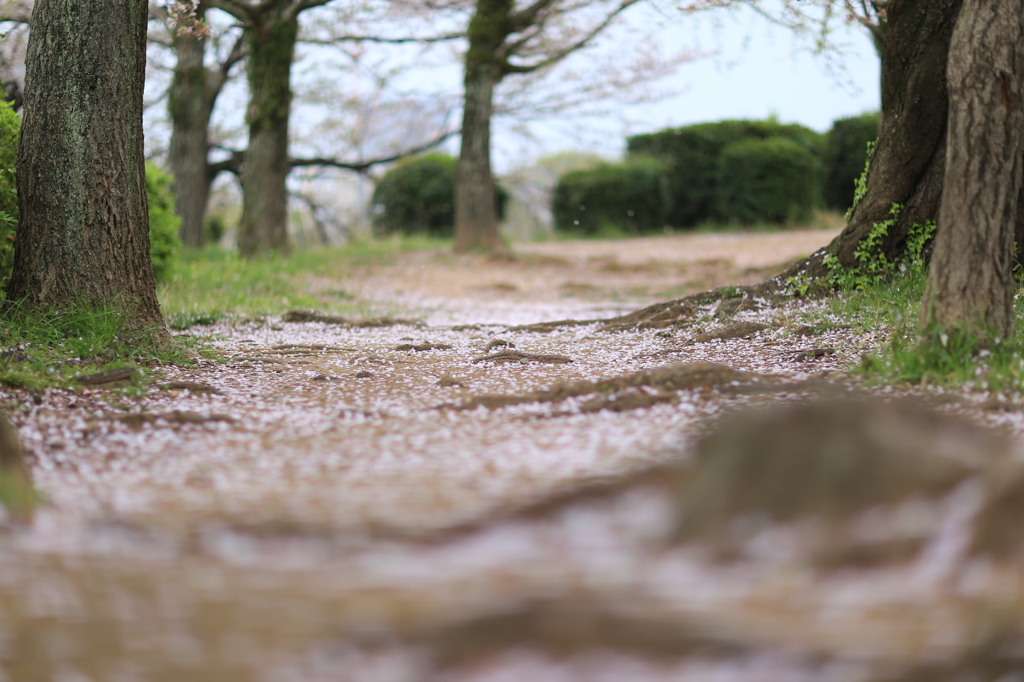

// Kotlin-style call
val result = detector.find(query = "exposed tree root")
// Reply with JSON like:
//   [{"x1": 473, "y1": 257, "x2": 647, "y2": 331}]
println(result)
[{"x1": 441, "y1": 362, "x2": 773, "y2": 412}]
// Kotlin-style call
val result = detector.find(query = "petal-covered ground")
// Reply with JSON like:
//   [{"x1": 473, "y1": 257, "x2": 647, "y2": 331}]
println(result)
[{"x1": 3, "y1": 229, "x2": 1024, "y2": 681}]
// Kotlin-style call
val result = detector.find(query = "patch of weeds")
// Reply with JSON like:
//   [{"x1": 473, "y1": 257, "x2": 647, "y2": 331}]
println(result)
[
  {"x1": 845, "y1": 140, "x2": 875, "y2": 222},
  {"x1": 166, "y1": 310, "x2": 226, "y2": 330},
  {"x1": 823, "y1": 203, "x2": 936, "y2": 294},
  {"x1": 860, "y1": 321, "x2": 1024, "y2": 393},
  {"x1": 159, "y1": 247, "x2": 325, "y2": 319},
  {"x1": 718, "y1": 285, "x2": 743, "y2": 299},
  {"x1": 0, "y1": 299, "x2": 188, "y2": 391},
  {"x1": 843, "y1": 268, "x2": 1024, "y2": 394}
]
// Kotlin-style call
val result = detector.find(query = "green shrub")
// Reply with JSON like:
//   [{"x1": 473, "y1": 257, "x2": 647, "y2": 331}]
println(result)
[
  {"x1": 0, "y1": 100, "x2": 18, "y2": 283},
  {"x1": 204, "y1": 213, "x2": 226, "y2": 244},
  {"x1": 551, "y1": 156, "x2": 671, "y2": 236},
  {"x1": 715, "y1": 136, "x2": 821, "y2": 224},
  {"x1": 371, "y1": 152, "x2": 507, "y2": 237},
  {"x1": 145, "y1": 162, "x2": 182, "y2": 283},
  {"x1": 627, "y1": 119, "x2": 825, "y2": 228},
  {"x1": 824, "y1": 113, "x2": 879, "y2": 211}
]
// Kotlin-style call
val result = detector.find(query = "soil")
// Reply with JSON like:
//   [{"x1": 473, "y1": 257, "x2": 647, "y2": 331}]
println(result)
[
  {"x1": 332, "y1": 228, "x2": 838, "y2": 325},
  {"x1": 3, "y1": 227, "x2": 1024, "y2": 680}
]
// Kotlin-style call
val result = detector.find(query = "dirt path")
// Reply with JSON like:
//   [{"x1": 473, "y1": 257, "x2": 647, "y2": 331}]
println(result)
[
  {"x1": 334, "y1": 227, "x2": 840, "y2": 325},
  {"x1": 3, "y1": 228, "x2": 1023, "y2": 681}
]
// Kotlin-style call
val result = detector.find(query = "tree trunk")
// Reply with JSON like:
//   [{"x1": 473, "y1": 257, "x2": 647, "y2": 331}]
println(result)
[
  {"x1": 782, "y1": 0, "x2": 962, "y2": 281},
  {"x1": 453, "y1": 0, "x2": 511, "y2": 255},
  {"x1": 6, "y1": 0, "x2": 169, "y2": 339},
  {"x1": 454, "y1": 63, "x2": 504, "y2": 253},
  {"x1": 918, "y1": 0, "x2": 1024, "y2": 339},
  {"x1": 237, "y1": 16, "x2": 296, "y2": 257},
  {"x1": 168, "y1": 10, "x2": 212, "y2": 249}
]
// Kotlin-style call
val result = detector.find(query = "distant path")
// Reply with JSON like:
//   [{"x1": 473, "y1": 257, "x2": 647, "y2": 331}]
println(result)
[
  {"x1": 339, "y1": 227, "x2": 841, "y2": 326},
  {"x1": 516, "y1": 227, "x2": 840, "y2": 270}
]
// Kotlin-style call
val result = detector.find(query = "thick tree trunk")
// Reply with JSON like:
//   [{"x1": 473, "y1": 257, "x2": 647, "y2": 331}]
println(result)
[
  {"x1": 782, "y1": 0, "x2": 962, "y2": 281},
  {"x1": 453, "y1": 0, "x2": 512, "y2": 255},
  {"x1": 168, "y1": 15, "x2": 212, "y2": 249},
  {"x1": 919, "y1": 0, "x2": 1024, "y2": 339},
  {"x1": 454, "y1": 63, "x2": 504, "y2": 253},
  {"x1": 237, "y1": 17, "x2": 296, "y2": 257},
  {"x1": 5, "y1": 0, "x2": 168, "y2": 339}
]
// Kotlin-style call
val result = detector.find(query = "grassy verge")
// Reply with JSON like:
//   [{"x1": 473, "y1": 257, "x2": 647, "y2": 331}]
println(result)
[
  {"x1": 0, "y1": 299, "x2": 195, "y2": 391},
  {"x1": 798, "y1": 250, "x2": 1024, "y2": 395},
  {"x1": 0, "y1": 236, "x2": 446, "y2": 390},
  {"x1": 159, "y1": 236, "x2": 447, "y2": 329}
]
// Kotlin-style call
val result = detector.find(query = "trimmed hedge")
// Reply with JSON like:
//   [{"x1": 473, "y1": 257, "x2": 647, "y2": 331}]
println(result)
[
  {"x1": 551, "y1": 155, "x2": 671, "y2": 236},
  {"x1": 627, "y1": 119, "x2": 825, "y2": 228},
  {"x1": 716, "y1": 136, "x2": 821, "y2": 225},
  {"x1": 371, "y1": 152, "x2": 507, "y2": 237},
  {"x1": 824, "y1": 112, "x2": 879, "y2": 211}
]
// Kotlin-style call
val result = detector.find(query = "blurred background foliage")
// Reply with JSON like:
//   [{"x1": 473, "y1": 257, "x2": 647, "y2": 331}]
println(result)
[
  {"x1": 548, "y1": 114, "x2": 877, "y2": 235},
  {"x1": 370, "y1": 152, "x2": 508, "y2": 238}
]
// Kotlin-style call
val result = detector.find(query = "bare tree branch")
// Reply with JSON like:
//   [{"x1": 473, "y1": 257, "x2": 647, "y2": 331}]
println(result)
[
  {"x1": 210, "y1": 29, "x2": 247, "y2": 93},
  {"x1": 282, "y1": 0, "x2": 333, "y2": 24},
  {"x1": 290, "y1": 127, "x2": 458, "y2": 172},
  {"x1": 209, "y1": 125, "x2": 457, "y2": 179},
  {"x1": 508, "y1": 0, "x2": 559, "y2": 32},
  {"x1": 207, "y1": 0, "x2": 257, "y2": 25},
  {"x1": 301, "y1": 32, "x2": 463, "y2": 45},
  {"x1": 502, "y1": 0, "x2": 640, "y2": 75}
]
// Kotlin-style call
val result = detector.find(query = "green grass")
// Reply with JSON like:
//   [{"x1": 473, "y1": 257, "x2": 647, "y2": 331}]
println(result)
[
  {"x1": 0, "y1": 236, "x2": 446, "y2": 390},
  {"x1": 797, "y1": 254, "x2": 1024, "y2": 395},
  {"x1": 159, "y1": 236, "x2": 446, "y2": 329},
  {"x1": 0, "y1": 299, "x2": 195, "y2": 390}
]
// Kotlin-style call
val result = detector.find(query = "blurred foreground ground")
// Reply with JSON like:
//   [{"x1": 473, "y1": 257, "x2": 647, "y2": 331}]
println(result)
[{"x1": 4, "y1": 228, "x2": 1024, "y2": 681}]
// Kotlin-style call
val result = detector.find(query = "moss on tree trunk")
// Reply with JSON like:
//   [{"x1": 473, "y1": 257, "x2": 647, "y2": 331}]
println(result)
[
  {"x1": 783, "y1": 0, "x2": 962, "y2": 281},
  {"x1": 237, "y1": 16, "x2": 296, "y2": 257},
  {"x1": 168, "y1": 13, "x2": 213, "y2": 249}
]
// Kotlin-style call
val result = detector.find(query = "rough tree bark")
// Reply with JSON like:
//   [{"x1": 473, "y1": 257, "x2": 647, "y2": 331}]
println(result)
[
  {"x1": 5, "y1": 0, "x2": 169, "y2": 340},
  {"x1": 168, "y1": 9, "x2": 213, "y2": 249},
  {"x1": 783, "y1": 0, "x2": 962, "y2": 279},
  {"x1": 166, "y1": 2, "x2": 245, "y2": 249},
  {"x1": 453, "y1": 0, "x2": 638, "y2": 254},
  {"x1": 918, "y1": 0, "x2": 1024, "y2": 339},
  {"x1": 207, "y1": 0, "x2": 335, "y2": 258},
  {"x1": 454, "y1": 0, "x2": 505, "y2": 254},
  {"x1": 237, "y1": 13, "x2": 296, "y2": 256}
]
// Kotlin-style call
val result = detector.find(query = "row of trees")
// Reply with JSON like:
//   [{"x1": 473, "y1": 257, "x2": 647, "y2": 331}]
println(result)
[
  {"x1": 3, "y1": 0, "x2": 1022, "y2": 346},
  {"x1": 145, "y1": 0, "x2": 672, "y2": 256},
  {"x1": 4, "y1": 0, "x2": 669, "y2": 256}
]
